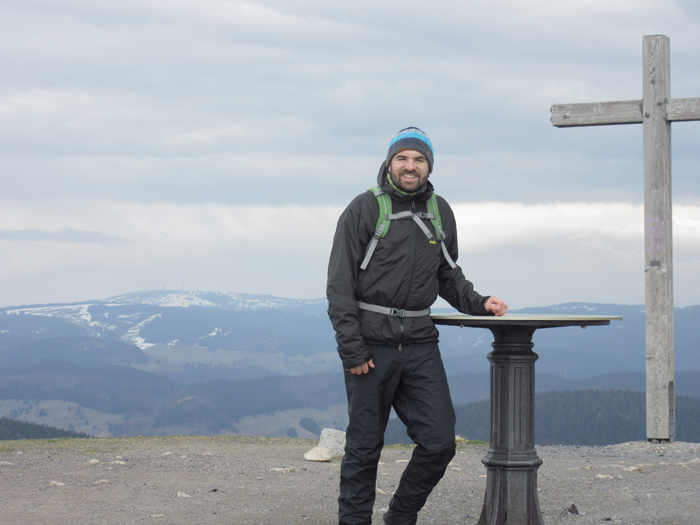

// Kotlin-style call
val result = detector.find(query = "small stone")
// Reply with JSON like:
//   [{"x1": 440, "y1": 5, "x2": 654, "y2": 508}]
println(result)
[
  {"x1": 150, "y1": 514, "x2": 165, "y2": 518},
  {"x1": 395, "y1": 460, "x2": 409, "y2": 464},
  {"x1": 115, "y1": 456, "x2": 123, "y2": 459},
  {"x1": 111, "y1": 461, "x2": 127, "y2": 465},
  {"x1": 93, "y1": 479, "x2": 109, "y2": 485},
  {"x1": 269, "y1": 467, "x2": 295, "y2": 473},
  {"x1": 180, "y1": 455, "x2": 187, "y2": 459},
  {"x1": 201, "y1": 452, "x2": 214, "y2": 456},
  {"x1": 304, "y1": 446, "x2": 332, "y2": 462},
  {"x1": 88, "y1": 459, "x2": 99, "y2": 465},
  {"x1": 177, "y1": 491, "x2": 191, "y2": 498},
  {"x1": 49, "y1": 481, "x2": 65, "y2": 486},
  {"x1": 0, "y1": 461, "x2": 14, "y2": 466},
  {"x1": 376, "y1": 488, "x2": 386, "y2": 494},
  {"x1": 596, "y1": 474, "x2": 614, "y2": 479},
  {"x1": 162, "y1": 452, "x2": 173, "y2": 456},
  {"x1": 558, "y1": 502, "x2": 579, "y2": 517}
]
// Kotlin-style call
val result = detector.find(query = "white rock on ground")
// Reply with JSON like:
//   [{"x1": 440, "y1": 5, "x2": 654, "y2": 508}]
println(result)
[
  {"x1": 303, "y1": 446, "x2": 333, "y2": 462},
  {"x1": 318, "y1": 428, "x2": 346, "y2": 458}
]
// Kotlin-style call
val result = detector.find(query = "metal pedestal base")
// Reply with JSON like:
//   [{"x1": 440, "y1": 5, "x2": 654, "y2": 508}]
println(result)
[
  {"x1": 431, "y1": 314, "x2": 618, "y2": 525},
  {"x1": 477, "y1": 325, "x2": 545, "y2": 525}
]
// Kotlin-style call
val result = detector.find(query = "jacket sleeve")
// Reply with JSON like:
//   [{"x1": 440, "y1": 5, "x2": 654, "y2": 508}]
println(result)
[
  {"x1": 436, "y1": 197, "x2": 492, "y2": 316},
  {"x1": 326, "y1": 193, "x2": 376, "y2": 369}
]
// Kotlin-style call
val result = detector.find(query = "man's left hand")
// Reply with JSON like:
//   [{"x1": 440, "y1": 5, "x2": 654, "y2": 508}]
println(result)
[{"x1": 485, "y1": 297, "x2": 508, "y2": 316}]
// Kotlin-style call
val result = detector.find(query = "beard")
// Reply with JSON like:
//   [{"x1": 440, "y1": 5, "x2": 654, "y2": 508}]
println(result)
[{"x1": 388, "y1": 167, "x2": 428, "y2": 193}]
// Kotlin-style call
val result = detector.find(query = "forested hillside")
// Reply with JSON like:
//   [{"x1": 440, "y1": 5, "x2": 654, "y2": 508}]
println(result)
[
  {"x1": 0, "y1": 417, "x2": 90, "y2": 440},
  {"x1": 2, "y1": 362, "x2": 700, "y2": 439},
  {"x1": 385, "y1": 390, "x2": 700, "y2": 446}
]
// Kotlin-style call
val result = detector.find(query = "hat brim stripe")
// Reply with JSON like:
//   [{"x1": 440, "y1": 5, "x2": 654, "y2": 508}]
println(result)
[{"x1": 388, "y1": 132, "x2": 433, "y2": 151}]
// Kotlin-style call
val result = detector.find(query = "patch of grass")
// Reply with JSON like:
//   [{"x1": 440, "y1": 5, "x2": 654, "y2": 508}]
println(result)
[
  {"x1": 455, "y1": 435, "x2": 488, "y2": 446},
  {"x1": 384, "y1": 442, "x2": 415, "y2": 450},
  {"x1": 0, "y1": 434, "x2": 319, "y2": 455}
]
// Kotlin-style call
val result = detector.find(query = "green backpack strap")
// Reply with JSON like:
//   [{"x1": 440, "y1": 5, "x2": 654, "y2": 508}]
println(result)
[
  {"x1": 427, "y1": 193, "x2": 457, "y2": 269},
  {"x1": 427, "y1": 193, "x2": 443, "y2": 241},
  {"x1": 360, "y1": 188, "x2": 456, "y2": 270},
  {"x1": 360, "y1": 186, "x2": 391, "y2": 270},
  {"x1": 370, "y1": 186, "x2": 392, "y2": 239}
]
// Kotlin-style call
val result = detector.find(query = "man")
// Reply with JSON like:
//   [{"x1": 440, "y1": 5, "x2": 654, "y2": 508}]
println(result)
[{"x1": 327, "y1": 127, "x2": 507, "y2": 525}]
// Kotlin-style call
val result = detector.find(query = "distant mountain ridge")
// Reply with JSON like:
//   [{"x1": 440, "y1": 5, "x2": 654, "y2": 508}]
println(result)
[{"x1": 2, "y1": 290, "x2": 699, "y2": 378}]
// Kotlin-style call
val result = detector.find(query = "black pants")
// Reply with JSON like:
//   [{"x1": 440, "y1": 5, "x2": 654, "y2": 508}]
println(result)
[{"x1": 338, "y1": 342, "x2": 456, "y2": 525}]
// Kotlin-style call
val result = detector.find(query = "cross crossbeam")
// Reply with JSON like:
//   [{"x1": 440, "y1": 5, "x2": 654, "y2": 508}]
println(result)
[
  {"x1": 550, "y1": 35, "x2": 700, "y2": 442},
  {"x1": 551, "y1": 97, "x2": 700, "y2": 126}
]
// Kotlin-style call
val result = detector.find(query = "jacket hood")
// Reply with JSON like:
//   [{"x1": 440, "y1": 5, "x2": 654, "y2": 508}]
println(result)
[{"x1": 376, "y1": 162, "x2": 434, "y2": 204}]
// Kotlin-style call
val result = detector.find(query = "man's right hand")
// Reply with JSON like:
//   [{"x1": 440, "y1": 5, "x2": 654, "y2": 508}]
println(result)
[{"x1": 346, "y1": 359, "x2": 375, "y2": 375}]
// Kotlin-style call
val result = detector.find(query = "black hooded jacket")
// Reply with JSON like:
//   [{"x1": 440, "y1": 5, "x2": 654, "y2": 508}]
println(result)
[{"x1": 327, "y1": 164, "x2": 491, "y2": 370}]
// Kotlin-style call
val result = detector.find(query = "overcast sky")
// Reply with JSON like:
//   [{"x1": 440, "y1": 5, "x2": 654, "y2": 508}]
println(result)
[{"x1": 1, "y1": 0, "x2": 699, "y2": 309}]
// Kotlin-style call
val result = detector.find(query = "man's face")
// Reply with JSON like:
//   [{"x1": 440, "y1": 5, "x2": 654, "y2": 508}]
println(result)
[{"x1": 388, "y1": 149, "x2": 430, "y2": 193}]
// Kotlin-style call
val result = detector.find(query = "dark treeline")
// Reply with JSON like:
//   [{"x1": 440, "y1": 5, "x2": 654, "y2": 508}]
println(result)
[
  {"x1": 0, "y1": 363, "x2": 180, "y2": 415},
  {"x1": 0, "y1": 363, "x2": 346, "y2": 437},
  {"x1": 0, "y1": 417, "x2": 90, "y2": 441},
  {"x1": 4, "y1": 361, "x2": 700, "y2": 442},
  {"x1": 0, "y1": 337, "x2": 148, "y2": 368},
  {"x1": 385, "y1": 390, "x2": 700, "y2": 446}
]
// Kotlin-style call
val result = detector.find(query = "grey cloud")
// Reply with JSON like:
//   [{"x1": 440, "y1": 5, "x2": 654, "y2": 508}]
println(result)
[
  {"x1": 0, "y1": 1, "x2": 698, "y2": 208},
  {"x1": 0, "y1": 227, "x2": 125, "y2": 243}
]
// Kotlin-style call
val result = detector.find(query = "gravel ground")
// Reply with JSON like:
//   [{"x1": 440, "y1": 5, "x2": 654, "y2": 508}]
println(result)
[{"x1": 1, "y1": 436, "x2": 699, "y2": 524}]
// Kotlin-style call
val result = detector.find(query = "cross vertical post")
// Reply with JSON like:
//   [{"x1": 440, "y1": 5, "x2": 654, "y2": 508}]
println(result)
[
  {"x1": 551, "y1": 34, "x2": 700, "y2": 442},
  {"x1": 642, "y1": 35, "x2": 675, "y2": 441}
]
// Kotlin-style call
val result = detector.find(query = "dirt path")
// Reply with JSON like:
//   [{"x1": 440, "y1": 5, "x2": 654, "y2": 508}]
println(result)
[{"x1": 1, "y1": 436, "x2": 699, "y2": 524}]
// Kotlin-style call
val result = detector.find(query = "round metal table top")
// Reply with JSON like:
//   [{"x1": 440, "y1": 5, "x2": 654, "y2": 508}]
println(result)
[{"x1": 431, "y1": 313, "x2": 622, "y2": 329}]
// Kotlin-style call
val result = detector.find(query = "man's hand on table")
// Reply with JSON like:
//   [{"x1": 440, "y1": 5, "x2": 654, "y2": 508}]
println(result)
[
  {"x1": 485, "y1": 297, "x2": 508, "y2": 316},
  {"x1": 346, "y1": 359, "x2": 375, "y2": 375}
]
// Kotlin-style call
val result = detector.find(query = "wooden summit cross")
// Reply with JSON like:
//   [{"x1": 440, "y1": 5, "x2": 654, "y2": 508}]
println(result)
[{"x1": 551, "y1": 35, "x2": 700, "y2": 442}]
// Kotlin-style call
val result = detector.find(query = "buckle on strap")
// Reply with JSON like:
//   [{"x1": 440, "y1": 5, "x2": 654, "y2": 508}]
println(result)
[{"x1": 357, "y1": 301, "x2": 430, "y2": 318}]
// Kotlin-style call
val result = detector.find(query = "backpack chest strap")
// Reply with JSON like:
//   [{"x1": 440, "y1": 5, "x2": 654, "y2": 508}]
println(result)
[{"x1": 360, "y1": 187, "x2": 457, "y2": 270}]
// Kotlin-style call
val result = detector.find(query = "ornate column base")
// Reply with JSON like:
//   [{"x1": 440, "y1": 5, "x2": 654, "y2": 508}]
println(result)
[
  {"x1": 476, "y1": 325, "x2": 545, "y2": 525},
  {"x1": 476, "y1": 460, "x2": 544, "y2": 525}
]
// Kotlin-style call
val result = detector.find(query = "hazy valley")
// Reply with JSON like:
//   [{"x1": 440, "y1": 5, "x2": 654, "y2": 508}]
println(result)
[{"x1": 1, "y1": 290, "x2": 699, "y2": 444}]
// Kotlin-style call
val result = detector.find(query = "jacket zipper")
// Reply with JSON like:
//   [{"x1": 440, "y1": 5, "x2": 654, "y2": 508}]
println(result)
[{"x1": 399, "y1": 201, "x2": 419, "y2": 352}]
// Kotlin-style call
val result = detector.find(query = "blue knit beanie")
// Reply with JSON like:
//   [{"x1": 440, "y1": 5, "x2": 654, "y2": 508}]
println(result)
[{"x1": 386, "y1": 127, "x2": 434, "y2": 174}]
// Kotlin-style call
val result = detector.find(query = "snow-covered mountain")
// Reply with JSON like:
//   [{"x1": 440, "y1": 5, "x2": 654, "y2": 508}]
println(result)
[
  {"x1": 1, "y1": 290, "x2": 336, "y2": 375},
  {"x1": 102, "y1": 290, "x2": 327, "y2": 311},
  {"x1": 2, "y1": 291, "x2": 700, "y2": 379},
  {"x1": 2, "y1": 290, "x2": 327, "y2": 344}
]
